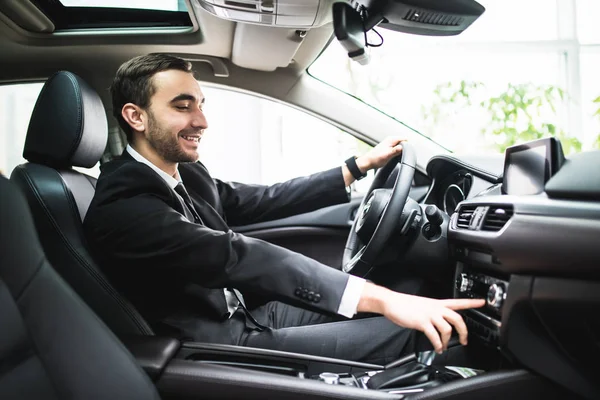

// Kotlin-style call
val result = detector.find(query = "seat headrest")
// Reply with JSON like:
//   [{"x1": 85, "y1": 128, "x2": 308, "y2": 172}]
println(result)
[{"x1": 23, "y1": 71, "x2": 108, "y2": 168}]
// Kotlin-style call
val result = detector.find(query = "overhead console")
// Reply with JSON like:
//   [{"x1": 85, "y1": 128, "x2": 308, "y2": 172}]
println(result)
[{"x1": 194, "y1": 0, "x2": 333, "y2": 28}]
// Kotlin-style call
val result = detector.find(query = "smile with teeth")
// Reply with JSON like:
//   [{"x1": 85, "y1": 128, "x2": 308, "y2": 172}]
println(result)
[{"x1": 181, "y1": 135, "x2": 200, "y2": 142}]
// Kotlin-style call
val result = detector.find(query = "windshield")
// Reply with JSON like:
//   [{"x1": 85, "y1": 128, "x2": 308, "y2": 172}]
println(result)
[{"x1": 310, "y1": 0, "x2": 600, "y2": 156}]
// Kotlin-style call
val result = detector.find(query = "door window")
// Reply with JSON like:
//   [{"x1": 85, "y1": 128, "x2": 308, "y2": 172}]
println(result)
[{"x1": 198, "y1": 86, "x2": 374, "y2": 193}]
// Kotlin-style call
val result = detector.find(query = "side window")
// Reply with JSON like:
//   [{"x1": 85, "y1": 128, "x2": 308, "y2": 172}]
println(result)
[
  {"x1": 0, "y1": 83, "x2": 44, "y2": 177},
  {"x1": 198, "y1": 86, "x2": 374, "y2": 193},
  {"x1": 0, "y1": 82, "x2": 100, "y2": 178}
]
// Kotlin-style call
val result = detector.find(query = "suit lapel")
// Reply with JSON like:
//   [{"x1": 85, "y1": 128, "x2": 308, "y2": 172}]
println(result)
[{"x1": 122, "y1": 150, "x2": 197, "y2": 223}]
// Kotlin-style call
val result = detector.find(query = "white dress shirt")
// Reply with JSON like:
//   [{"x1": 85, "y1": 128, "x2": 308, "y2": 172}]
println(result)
[{"x1": 126, "y1": 144, "x2": 365, "y2": 318}]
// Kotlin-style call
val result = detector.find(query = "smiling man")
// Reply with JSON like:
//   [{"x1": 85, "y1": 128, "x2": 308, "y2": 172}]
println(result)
[{"x1": 84, "y1": 53, "x2": 483, "y2": 363}]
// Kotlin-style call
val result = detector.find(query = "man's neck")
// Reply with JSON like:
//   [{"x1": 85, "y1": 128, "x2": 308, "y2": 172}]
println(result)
[{"x1": 130, "y1": 141, "x2": 178, "y2": 179}]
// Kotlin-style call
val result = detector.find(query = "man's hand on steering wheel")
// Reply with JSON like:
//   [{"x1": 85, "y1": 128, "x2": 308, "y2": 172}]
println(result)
[
  {"x1": 361, "y1": 136, "x2": 406, "y2": 169},
  {"x1": 343, "y1": 136, "x2": 406, "y2": 187},
  {"x1": 358, "y1": 282, "x2": 486, "y2": 354}
]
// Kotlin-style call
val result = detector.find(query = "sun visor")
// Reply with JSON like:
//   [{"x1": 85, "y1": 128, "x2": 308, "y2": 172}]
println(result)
[{"x1": 231, "y1": 23, "x2": 305, "y2": 71}]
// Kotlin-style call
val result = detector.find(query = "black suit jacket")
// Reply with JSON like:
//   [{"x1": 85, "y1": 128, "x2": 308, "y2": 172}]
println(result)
[{"x1": 84, "y1": 151, "x2": 352, "y2": 337}]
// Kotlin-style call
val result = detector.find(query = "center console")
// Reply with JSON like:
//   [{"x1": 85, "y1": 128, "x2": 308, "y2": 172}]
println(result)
[
  {"x1": 123, "y1": 333, "x2": 574, "y2": 400},
  {"x1": 454, "y1": 260, "x2": 509, "y2": 347}
]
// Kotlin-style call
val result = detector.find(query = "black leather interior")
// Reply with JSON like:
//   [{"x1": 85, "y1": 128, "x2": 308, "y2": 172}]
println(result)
[
  {"x1": 405, "y1": 369, "x2": 579, "y2": 400},
  {"x1": 10, "y1": 71, "x2": 153, "y2": 337},
  {"x1": 0, "y1": 176, "x2": 161, "y2": 400},
  {"x1": 23, "y1": 71, "x2": 107, "y2": 168},
  {"x1": 122, "y1": 336, "x2": 181, "y2": 381},
  {"x1": 156, "y1": 360, "x2": 401, "y2": 400}
]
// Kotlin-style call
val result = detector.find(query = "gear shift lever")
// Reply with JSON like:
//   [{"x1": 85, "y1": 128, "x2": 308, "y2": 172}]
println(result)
[
  {"x1": 417, "y1": 350, "x2": 437, "y2": 366},
  {"x1": 414, "y1": 331, "x2": 462, "y2": 364}
]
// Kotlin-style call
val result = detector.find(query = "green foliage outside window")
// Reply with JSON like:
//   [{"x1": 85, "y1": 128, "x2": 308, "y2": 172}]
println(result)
[
  {"x1": 421, "y1": 80, "x2": 597, "y2": 155},
  {"x1": 594, "y1": 95, "x2": 600, "y2": 149}
]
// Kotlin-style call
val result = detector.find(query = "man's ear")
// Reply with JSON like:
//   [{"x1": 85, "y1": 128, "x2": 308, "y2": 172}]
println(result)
[{"x1": 121, "y1": 103, "x2": 146, "y2": 133}]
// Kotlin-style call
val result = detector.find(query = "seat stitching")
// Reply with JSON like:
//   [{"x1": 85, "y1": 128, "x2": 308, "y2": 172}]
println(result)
[
  {"x1": 16, "y1": 167, "x2": 153, "y2": 335},
  {"x1": 12, "y1": 259, "x2": 71, "y2": 399},
  {"x1": 0, "y1": 348, "x2": 35, "y2": 382},
  {"x1": 63, "y1": 73, "x2": 85, "y2": 160}
]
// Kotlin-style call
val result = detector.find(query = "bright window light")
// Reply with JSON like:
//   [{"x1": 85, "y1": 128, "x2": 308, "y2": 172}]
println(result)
[{"x1": 59, "y1": 0, "x2": 187, "y2": 12}]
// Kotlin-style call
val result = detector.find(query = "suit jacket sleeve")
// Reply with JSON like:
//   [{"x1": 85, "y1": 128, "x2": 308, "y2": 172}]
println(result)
[
  {"x1": 215, "y1": 167, "x2": 350, "y2": 226},
  {"x1": 85, "y1": 162, "x2": 350, "y2": 314}
]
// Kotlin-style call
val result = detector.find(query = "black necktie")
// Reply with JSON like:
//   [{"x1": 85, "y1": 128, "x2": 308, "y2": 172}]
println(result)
[
  {"x1": 174, "y1": 183, "x2": 268, "y2": 331},
  {"x1": 174, "y1": 183, "x2": 202, "y2": 223}
]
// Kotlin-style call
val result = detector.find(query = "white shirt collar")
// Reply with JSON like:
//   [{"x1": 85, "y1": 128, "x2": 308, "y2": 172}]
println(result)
[{"x1": 126, "y1": 144, "x2": 181, "y2": 189}]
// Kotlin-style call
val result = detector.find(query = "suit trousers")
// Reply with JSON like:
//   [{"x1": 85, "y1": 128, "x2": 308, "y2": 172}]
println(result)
[
  {"x1": 159, "y1": 301, "x2": 415, "y2": 365},
  {"x1": 240, "y1": 301, "x2": 416, "y2": 365}
]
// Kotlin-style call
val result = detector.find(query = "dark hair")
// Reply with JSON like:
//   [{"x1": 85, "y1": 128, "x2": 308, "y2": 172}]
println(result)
[{"x1": 110, "y1": 53, "x2": 193, "y2": 141}]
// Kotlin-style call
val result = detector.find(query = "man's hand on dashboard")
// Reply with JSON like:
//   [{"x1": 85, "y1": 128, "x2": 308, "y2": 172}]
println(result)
[{"x1": 357, "y1": 282, "x2": 486, "y2": 354}]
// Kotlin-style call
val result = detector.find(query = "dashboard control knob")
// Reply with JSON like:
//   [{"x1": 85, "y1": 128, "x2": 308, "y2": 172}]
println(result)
[
  {"x1": 318, "y1": 372, "x2": 340, "y2": 385},
  {"x1": 459, "y1": 273, "x2": 473, "y2": 292},
  {"x1": 425, "y1": 205, "x2": 444, "y2": 227},
  {"x1": 486, "y1": 283, "x2": 505, "y2": 309}
]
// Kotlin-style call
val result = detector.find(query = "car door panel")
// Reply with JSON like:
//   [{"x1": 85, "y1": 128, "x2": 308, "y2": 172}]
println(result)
[
  {"x1": 234, "y1": 182, "x2": 429, "y2": 268},
  {"x1": 233, "y1": 197, "x2": 363, "y2": 269}
]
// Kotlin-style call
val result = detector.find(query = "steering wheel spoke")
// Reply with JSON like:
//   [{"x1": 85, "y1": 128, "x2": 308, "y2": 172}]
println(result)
[{"x1": 343, "y1": 245, "x2": 366, "y2": 273}]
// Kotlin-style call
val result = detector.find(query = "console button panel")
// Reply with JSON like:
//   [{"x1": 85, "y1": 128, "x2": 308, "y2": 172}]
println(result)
[{"x1": 454, "y1": 263, "x2": 508, "y2": 345}]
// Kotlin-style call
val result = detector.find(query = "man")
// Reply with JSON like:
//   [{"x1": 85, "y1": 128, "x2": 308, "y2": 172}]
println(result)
[{"x1": 84, "y1": 54, "x2": 484, "y2": 364}]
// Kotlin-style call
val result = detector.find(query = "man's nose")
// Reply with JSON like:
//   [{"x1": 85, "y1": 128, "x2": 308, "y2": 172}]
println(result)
[{"x1": 191, "y1": 109, "x2": 208, "y2": 130}]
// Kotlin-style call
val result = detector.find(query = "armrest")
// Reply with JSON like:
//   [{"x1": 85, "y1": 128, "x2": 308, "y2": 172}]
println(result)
[
  {"x1": 122, "y1": 335, "x2": 181, "y2": 381},
  {"x1": 156, "y1": 359, "x2": 402, "y2": 400},
  {"x1": 178, "y1": 341, "x2": 383, "y2": 377}
]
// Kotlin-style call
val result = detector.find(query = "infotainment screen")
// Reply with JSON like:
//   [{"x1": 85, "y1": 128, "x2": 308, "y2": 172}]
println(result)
[{"x1": 502, "y1": 137, "x2": 564, "y2": 195}]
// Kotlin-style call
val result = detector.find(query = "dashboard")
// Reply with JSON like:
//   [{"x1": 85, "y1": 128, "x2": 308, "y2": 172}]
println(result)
[
  {"x1": 423, "y1": 155, "x2": 500, "y2": 216},
  {"x1": 421, "y1": 144, "x2": 600, "y2": 400}
]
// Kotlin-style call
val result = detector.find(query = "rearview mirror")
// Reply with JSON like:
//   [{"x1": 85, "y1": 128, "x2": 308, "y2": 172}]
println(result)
[{"x1": 332, "y1": 2, "x2": 369, "y2": 65}]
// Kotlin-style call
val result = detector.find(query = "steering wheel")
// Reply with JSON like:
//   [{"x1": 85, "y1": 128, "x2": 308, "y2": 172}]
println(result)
[{"x1": 342, "y1": 142, "x2": 416, "y2": 276}]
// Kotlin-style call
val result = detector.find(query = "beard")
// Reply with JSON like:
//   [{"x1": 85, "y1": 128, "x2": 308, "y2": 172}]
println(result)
[{"x1": 146, "y1": 111, "x2": 200, "y2": 164}]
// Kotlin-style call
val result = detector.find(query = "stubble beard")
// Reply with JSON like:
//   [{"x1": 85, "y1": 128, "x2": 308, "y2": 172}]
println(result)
[{"x1": 146, "y1": 111, "x2": 199, "y2": 164}]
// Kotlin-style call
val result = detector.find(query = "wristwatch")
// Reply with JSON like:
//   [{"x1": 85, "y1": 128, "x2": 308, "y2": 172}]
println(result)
[{"x1": 345, "y1": 156, "x2": 367, "y2": 181}]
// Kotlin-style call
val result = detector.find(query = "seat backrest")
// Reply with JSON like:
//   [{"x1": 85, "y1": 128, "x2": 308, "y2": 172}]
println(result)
[
  {"x1": 0, "y1": 176, "x2": 160, "y2": 400},
  {"x1": 10, "y1": 71, "x2": 153, "y2": 337}
]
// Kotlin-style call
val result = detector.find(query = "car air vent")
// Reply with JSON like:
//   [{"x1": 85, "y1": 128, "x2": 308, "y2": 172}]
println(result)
[
  {"x1": 482, "y1": 206, "x2": 514, "y2": 232},
  {"x1": 403, "y1": 9, "x2": 464, "y2": 26},
  {"x1": 456, "y1": 205, "x2": 477, "y2": 229}
]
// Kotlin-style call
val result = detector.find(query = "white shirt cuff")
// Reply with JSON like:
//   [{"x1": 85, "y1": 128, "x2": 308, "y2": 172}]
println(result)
[{"x1": 337, "y1": 275, "x2": 366, "y2": 318}]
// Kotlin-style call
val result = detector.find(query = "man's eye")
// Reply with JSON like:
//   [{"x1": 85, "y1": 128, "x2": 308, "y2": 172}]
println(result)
[{"x1": 176, "y1": 106, "x2": 189, "y2": 110}]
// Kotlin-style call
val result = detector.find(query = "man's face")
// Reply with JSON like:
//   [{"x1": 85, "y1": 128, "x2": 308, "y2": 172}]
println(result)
[{"x1": 143, "y1": 69, "x2": 207, "y2": 163}]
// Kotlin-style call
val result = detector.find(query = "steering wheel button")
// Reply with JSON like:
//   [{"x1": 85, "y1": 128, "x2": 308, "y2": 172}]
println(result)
[
  {"x1": 294, "y1": 289, "x2": 301, "y2": 297},
  {"x1": 313, "y1": 294, "x2": 321, "y2": 303}
]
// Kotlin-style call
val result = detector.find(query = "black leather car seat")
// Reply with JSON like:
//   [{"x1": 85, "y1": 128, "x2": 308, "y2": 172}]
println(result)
[
  {"x1": 10, "y1": 71, "x2": 153, "y2": 337},
  {"x1": 0, "y1": 175, "x2": 160, "y2": 400}
]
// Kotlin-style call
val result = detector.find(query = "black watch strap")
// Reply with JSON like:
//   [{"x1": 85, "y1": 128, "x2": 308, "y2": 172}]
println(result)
[{"x1": 345, "y1": 156, "x2": 366, "y2": 181}]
